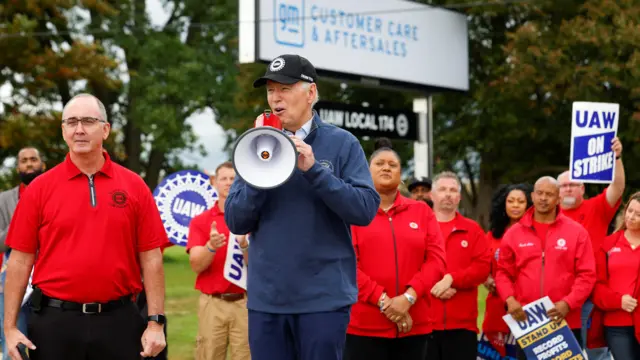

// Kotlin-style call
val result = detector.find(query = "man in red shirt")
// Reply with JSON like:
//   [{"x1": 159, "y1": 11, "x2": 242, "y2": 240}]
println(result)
[
  {"x1": 3, "y1": 93, "x2": 168, "y2": 360},
  {"x1": 427, "y1": 171, "x2": 491, "y2": 360},
  {"x1": 558, "y1": 136, "x2": 625, "y2": 360},
  {"x1": 187, "y1": 161, "x2": 250, "y2": 360},
  {"x1": 496, "y1": 176, "x2": 596, "y2": 360}
]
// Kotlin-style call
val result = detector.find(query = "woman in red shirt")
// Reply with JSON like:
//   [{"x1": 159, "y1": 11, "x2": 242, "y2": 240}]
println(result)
[
  {"x1": 480, "y1": 183, "x2": 532, "y2": 358},
  {"x1": 344, "y1": 138, "x2": 446, "y2": 360},
  {"x1": 590, "y1": 192, "x2": 640, "y2": 359}
]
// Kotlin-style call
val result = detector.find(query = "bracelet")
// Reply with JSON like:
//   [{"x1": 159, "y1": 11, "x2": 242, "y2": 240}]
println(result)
[
  {"x1": 616, "y1": 155, "x2": 621, "y2": 160},
  {"x1": 206, "y1": 245, "x2": 216, "y2": 253},
  {"x1": 404, "y1": 292, "x2": 416, "y2": 305},
  {"x1": 378, "y1": 293, "x2": 387, "y2": 310}
]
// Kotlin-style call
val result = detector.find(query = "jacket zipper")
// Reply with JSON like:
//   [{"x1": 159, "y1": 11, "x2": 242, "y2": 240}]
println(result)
[
  {"x1": 388, "y1": 215, "x2": 401, "y2": 338},
  {"x1": 540, "y1": 227, "x2": 547, "y2": 297},
  {"x1": 88, "y1": 175, "x2": 97, "y2": 207}
]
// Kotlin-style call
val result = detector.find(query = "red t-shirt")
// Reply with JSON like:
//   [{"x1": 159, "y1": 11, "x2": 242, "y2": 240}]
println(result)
[
  {"x1": 5, "y1": 152, "x2": 168, "y2": 303},
  {"x1": 562, "y1": 188, "x2": 621, "y2": 254},
  {"x1": 533, "y1": 221, "x2": 551, "y2": 249},
  {"x1": 438, "y1": 219, "x2": 456, "y2": 240},
  {"x1": 186, "y1": 203, "x2": 245, "y2": 295}
]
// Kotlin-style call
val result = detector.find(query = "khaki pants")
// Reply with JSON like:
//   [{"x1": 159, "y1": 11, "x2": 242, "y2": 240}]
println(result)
[{"x1": 195, "y1": 293, "x2": 251, "y2": 360}]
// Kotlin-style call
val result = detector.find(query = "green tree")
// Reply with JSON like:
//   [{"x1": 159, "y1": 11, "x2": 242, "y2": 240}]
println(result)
[{"x1": 0, "y1": 0, "x2": 121, "y2": 177}]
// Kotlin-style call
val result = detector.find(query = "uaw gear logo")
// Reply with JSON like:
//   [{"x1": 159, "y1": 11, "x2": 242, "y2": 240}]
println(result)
[
  {"x1": 396, "y1": 114, "x2": 409, "y2": 137},
  {"x1": 153, "y1": 170, "x2": 217, "y2": 246},
  {"x1": 270, "y1": 57, "x2": 286, "y2": 72}
]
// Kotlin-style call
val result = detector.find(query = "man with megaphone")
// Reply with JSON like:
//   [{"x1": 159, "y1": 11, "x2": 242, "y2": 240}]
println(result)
[{"x1": 225, "y1": 54, "x2": 381, "y2": 360}]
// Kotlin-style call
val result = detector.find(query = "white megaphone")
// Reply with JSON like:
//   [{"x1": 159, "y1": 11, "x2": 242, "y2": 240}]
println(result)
[{"x1": 231, "y1": 110, "x2": 298, "y2": 189}]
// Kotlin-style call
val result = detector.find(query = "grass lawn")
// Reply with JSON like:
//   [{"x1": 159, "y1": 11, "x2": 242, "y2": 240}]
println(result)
[
  {"x1": 163, "y1": 245, "x2": 490, "y2": 359},
  {"x1": 164, "y1": 245, "x2": 200, "y2": 360}
]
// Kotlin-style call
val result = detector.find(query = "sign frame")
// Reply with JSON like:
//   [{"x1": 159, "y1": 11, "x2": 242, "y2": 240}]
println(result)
[
  {"x1": 314, "y1": 100, "x2": 418, "y2": 140},
  {"x1": 239, "y1": 0, "x2": 470, "y2": 94},
  {"x1": 568, "y1": 101, "x2": 620, "y2": 184}
]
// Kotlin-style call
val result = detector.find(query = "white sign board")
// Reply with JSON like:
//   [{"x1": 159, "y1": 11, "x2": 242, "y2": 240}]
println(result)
[
  {"x1": 569, "y1": 102, "x2": 619, "y2": 184},
  {"x1": 239, "y1": 0, "x2": 469, "y2": 91}
]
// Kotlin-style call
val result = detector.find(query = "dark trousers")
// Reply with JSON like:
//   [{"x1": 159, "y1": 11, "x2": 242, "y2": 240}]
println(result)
[
  {"x1": 344, "y1": 334, "x2": 428, "y2": 360},
  {"x1": 27, "y1": 302, "x2": 146, "y2": 360},
  {"x1": 426, "y1": 329, "x2": 477, "y2": 360},
  {"x1": 605, "y1": 326, "x2": 640, "y2": 360},
  {"x1": 248, "y1": 306, "x2": 351, "y2": 360},
  {"x1": 516, "y1": 328, "x2": 582, "y2": 360}
]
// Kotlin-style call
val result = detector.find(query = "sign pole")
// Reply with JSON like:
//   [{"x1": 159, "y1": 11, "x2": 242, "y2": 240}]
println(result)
[
  {"x1": 413, "y1": 97, "x2": 429, "y2": 179},
  {"x1": 427, "y1": 95, "x2": 434, "y2": 178}
]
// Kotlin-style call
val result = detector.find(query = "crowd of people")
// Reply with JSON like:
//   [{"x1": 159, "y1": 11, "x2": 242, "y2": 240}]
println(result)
[{"x1": 0, "y1": 53, "x2": 637, "y2": 360}]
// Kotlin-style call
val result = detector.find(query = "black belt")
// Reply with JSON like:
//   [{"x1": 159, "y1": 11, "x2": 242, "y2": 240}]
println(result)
[{"x1": 42, "y1": 295, "x2": 133, "y2": 314}]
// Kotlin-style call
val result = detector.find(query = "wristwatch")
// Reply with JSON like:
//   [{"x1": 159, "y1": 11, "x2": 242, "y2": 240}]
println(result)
[{"x1": 147, "y1": 314, "x2": 166, "y2": 325}]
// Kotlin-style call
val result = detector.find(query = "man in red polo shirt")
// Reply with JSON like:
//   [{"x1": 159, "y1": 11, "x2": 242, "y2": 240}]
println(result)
[
  {"x1": 187, "y1": 161, "x2": 250, "y2": 360},
  {"x1": 3, "y1": 93, "x2": 167, "y2": 360},
  {"x1": 557, "y1": 136, "x2": 625, "y2": 360},
  {"x1": 426, "y1": 171, "x2": 491, "y2": 360}
]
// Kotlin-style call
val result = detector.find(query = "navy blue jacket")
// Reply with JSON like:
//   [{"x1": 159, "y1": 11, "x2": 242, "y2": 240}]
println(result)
[{"x1": 224, "y1": 113, "x2": 380, "y2": 313}]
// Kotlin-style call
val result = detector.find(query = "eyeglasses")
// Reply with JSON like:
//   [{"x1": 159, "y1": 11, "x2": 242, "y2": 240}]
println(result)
[{"x1": 62, "y1": 117, "x2": 106, "y2": 128}]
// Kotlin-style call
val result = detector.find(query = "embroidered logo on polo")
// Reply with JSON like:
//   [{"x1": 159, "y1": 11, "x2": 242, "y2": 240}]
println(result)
[
  {"x1": 409, "y1": 222, "x2": 418, "y2": 229},
  {"x1": 461, "y1": 240, "x2": 468, "y2": 248},
  {"x1": 608, "y1": 247, "x2": 621, "y2": 254},
  {"x1": 152, "y1": 170, "x2": 217, "y2": 246},
  {"x1": 110, "y1": 189, "x2": 128, "y2": 208},
  {"x1": 555, "y1": 238, "x2": 567, "y2": 250}
]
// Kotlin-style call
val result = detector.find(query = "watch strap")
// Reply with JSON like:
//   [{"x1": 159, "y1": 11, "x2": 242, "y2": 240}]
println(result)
[{"x1": 147, "y1": 314, "x2": 166, "y2": 324}]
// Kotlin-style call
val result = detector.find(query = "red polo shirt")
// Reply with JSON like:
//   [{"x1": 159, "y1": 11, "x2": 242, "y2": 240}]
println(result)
[
  {"x1": 186, "y1": 204, "x2": 244, "y2": 295},
  {"x1": 5, "y1": 152, "x2": 168, "y2": 303}
]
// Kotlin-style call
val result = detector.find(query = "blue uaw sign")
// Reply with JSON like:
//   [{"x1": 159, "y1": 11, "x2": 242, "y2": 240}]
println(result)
[
  {"x1": 153, "y1": 170, "x2": 217, "y2": 246},
  {"x1": 569, "y1": 102, "x2": 620, "y2": 184},
  {"x1": 503, "y1": 297, "x2": 585, "y2": 360}
]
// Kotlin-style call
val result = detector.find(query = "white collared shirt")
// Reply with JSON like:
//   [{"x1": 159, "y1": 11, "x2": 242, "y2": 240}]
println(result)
[{"x1": 284, "y1": 116, "x2": 313, "y2": 140}]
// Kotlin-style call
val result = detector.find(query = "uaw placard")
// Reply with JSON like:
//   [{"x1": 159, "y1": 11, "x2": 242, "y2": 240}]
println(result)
[
  {"x1": 223, "y1": 234, "x2": 248, "y2": 290},
  {"x1": 153, "y1": 170, "x2": 217, "y2": 246},
  {"x1": 569, "y1": 101, "x2": 619, "y2": 183},
  {"x1": 503, "y1": 297, "x2": 585, "y2": 360}
]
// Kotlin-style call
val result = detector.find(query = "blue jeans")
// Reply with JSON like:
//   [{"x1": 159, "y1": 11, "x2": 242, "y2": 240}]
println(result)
[
  {"x1": 582, "y1": 298, "x2": 611, "y2": 360},
  {"x1": 0, "y1": 294, "x2": 29, "y2": 360},
  {"x1": 605, "y1": 326, "x2": 640, "y2": 360}
]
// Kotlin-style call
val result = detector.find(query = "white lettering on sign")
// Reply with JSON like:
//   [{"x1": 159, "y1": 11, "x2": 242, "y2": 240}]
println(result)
[
  {"x1": 346, "y1": 112, "x2": 378, "y2": 130},
  {"x1": 572, "y1": 152, "x2": 614, "y2": 178},
  {"x1": 318, "y1": 108, "x2": 411, "y2": 137},
  {"x1": 172, "y1": 198, "x2": 206, "y2": 218}
]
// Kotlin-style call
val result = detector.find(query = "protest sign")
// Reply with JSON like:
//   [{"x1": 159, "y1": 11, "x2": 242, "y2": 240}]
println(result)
[
  {"x1": 223, "y1": 233, "x2": 248, "y2": 290},
  {"x1": 503, "y1": 297, "x2": 585, "y2": 360},
  {"x1": 153, "y1": 170, "x2": 217, "y2": 246},
  {"x1": 569, "y1": 101, "x2": 619, "y2": 183},
  {"x1": 477, "y1": 331, "x2": 518, "y2": 360}
]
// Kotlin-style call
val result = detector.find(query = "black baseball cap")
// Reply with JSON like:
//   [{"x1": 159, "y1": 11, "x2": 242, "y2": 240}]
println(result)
[
  {"x1": 408, "y1": 177, "x2": 432, "y2": 192},
  {"x1": 253, "y1": 54, "x2": 318, "y2": 88}
]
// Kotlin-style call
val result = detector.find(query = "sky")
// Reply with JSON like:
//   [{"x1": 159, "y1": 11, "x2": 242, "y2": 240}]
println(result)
[{"x1": 1, "y1": 1, "x2": 229, "y2": 174}]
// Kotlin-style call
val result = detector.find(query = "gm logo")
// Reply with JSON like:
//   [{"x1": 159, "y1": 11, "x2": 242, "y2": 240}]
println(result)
[{"x1": 274, "y1": 0, "x2": 305, "y2": 47}]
